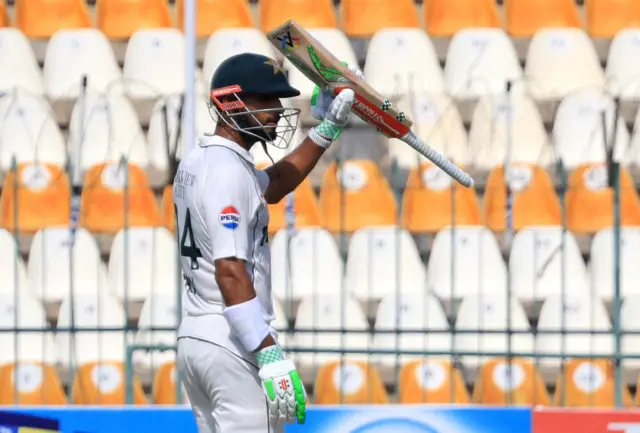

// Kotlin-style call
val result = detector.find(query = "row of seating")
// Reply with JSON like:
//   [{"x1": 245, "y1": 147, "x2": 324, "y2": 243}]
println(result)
[{"x1": 2, "y1": 0, "x2": 639, "y2": 39}]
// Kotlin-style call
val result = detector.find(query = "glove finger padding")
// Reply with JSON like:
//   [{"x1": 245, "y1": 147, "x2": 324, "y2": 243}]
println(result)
[{"x1": 259, "y1": 359, "x2": 307, "y2": 424}]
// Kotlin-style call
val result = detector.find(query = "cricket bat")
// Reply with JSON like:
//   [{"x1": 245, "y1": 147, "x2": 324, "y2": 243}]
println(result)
[{"x1": 267, "y1": 20, "x2": 474, "y2": 188}]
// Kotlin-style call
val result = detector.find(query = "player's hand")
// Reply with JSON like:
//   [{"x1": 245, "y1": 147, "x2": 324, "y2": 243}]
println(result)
[
  {"x1": 311, "y1": 64, "x2": 363, "y2": 121},
  {"x1": 257, "y1": 345, "x2": 307, "y2": 425}
]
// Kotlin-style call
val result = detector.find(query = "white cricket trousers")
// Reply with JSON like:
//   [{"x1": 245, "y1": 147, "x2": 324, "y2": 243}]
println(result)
[{"x1": 176, "y1": 337, "x2": 285, "y2": 433}]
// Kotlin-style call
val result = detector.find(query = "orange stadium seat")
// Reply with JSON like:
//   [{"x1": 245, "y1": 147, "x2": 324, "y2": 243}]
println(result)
[
  {"x1": 505, "y1": 0, "x2": 582, "y2": 38},
  {"x1": 319, "y1": 160, "x2": 398, "y2": 233},
  {"x1": 472, "y1": 358, "x2": 550, "y2": 405},
  {"x1": 153, "y1": 362, "x2": 183, "y2": 404},
  {"x1": 98, "y1": 0, "x2": 173, "y2": 40},
  {"x1": 0, "y1": 363, "x2": 67, "y2": 405},
  {"x1": 398, "y1": 360, "x2": 470, "y2": 404},
  {"x1": 260, "y1": 0, "x2": 337, "y2": 33},
  {"x1": 484, "y1": 164, "x2": 562, "y2": 232},
  {"x1": 341, "y1": 0, "x2": 419, "y2": 38},
  {"x1": 80, "y1": 163, "x2": 162, "y2": 234},
  {"x1": 15, "y1": 0, "x2": 91, "y2": 39},
  {"x1": 554, "y1": 359, "x2": 633, "y2": 407},
  {"x1": 566, "y1": 164, "x2": 640, "y2": 234},
  {"x1": 587, "y1": 0, "x2": 640, "y2": 38},
  {"x1": 402, "y1": 163, "x2": 482, "y2": 233},
  {"x1": 0, "y1": 163, "x2": 70, "y2": 234},
  {"x1": 0, "y1": 1, "x2": 9, "y2": 27},
  {"x1": 267, "y1": 179, "x2": 322, "y2": 234},
  {"x1": 314, "y1": 361, "x2": 389, "y2": 404},
  {"x1": 161, "y1": 184, "x2": 176, "y2": 233},
  {"x1": 72, "y1": 362, "x2": 147, "y2": 405},
  {"x1": 426, "y1": 0, "x2": 500, "y2": 37},
  {"x1": 176, "y1": 0, "x2": 253, "y2": 39}
]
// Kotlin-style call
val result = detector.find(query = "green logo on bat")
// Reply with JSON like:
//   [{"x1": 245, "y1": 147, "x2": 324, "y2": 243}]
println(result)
[{"x1": 307, "y1": 46, "x2": 350, "y2": 83}]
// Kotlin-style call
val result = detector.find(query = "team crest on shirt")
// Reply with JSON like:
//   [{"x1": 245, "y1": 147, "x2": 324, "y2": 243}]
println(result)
[{"x1": 219, "y1": 205, "x2": 241, "y2": 230}]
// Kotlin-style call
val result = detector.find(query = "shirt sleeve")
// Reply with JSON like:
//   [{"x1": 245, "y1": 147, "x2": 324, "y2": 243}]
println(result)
[
  {"x1": 255, "y1": 169, "x2": 270, "y2": 194},
  {"x1": 202, "y1": 166, "x2": 258, "y2": 262}
]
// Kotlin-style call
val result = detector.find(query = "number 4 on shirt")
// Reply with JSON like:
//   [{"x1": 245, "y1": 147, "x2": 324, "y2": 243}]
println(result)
[{"x1": 175, "y1": 204, "x2": 202, "y2": 270}]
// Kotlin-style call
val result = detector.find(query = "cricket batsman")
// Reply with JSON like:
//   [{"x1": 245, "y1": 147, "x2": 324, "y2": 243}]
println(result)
[{"x1": 173, "y1": 52, "x2": 359, "y2": 432}]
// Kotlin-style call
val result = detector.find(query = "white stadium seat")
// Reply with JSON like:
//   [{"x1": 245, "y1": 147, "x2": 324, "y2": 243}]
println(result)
[
  {"x1": 0, "y1": 229, "x2": 28, "y2": 296},
  {"x1": 552, "y1": 90, "x2": 630, "y2": 169},
  {"x1": 28, "y1": 227, "x2": 107, "y2": 304},
  {"x1": 373, "y1": 292, "x2": 452, "y2": 367},
  {"x1": 202, "y1": 28, "x2": 275, "y2": 90},
  {"x1": 134, "y1": 294, "x2": 180, "y2": 370},
  {"x1": 453, "y1": 293, "x2": 534, "y2": 368},
  {"x1": 271, "y1": 228, "x2": 344, "y2": 301},
  {"x1": 444, "y1": 28, "x2": 523, "y2": 99},
  {"x1": 628, "y1": 110, "x2": 640, "y2": 163},
  {"x1": 509, "y1": 226, "x2": 589, "y2": 302},
  {"x1": 364, "y1": 28, "x2": 444, "y2": 97},
  {"x1": 0, "y1": 292, "x2": 56, "y2": 365},
  {"x1": 0, "y1": 28, "x2": 43, "y2": 95},
  {"x1": 43, "y1": 29, "x2": 122, "y2": 100},
  {"x1": 590, "y1": 228, "x2": 640, "y2": 300},
  {"x1": 427, "y1": 226, "x2": 507, "y2": 299},
  {"x1": 606, "y1": 29, "x2": 640, "y2": 100},
  {"x1": 621, "y1": 294, "x2": 640, "y2": 369},
  {"x1": 108, "y1": 227, "x2": 179, "y2": 302},
  {"x1": 388, "y1": 93, "x2": 470, "y2": 169},
  {"x1": 535, "y1": 294, "x2": 613, "y2": 370},
  {"x1": 526, "y1": 28, "x2": 605, "y2": 101},
  {"x1": 0, "y1": 92, "x2": 66, "y2": 171},
  {"x1": 271, "y1": 299, "x2": 290, "y2": 348},
  {"x1": 56, "y1": 293, "x2": 127, "y2": 368},
  {"x1": 345, "y1": 227, "x2": 427, "y2": 301},
  {"x1": 294, "y1": 294, "x2": 370, "y2": 367},
  {"x1": 468, "y1": 95, "x2": 551, "y2": 170}
]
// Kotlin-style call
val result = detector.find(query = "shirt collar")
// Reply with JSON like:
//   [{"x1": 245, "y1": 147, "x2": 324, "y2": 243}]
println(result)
[{"x1": 199, "y1": 133, "x2": 255, "y2": 165}]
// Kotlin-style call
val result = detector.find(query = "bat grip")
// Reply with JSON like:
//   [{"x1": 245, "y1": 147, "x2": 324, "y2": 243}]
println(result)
[{"x1": 402, "y1": 131, "x2": 474, "y2": 187}]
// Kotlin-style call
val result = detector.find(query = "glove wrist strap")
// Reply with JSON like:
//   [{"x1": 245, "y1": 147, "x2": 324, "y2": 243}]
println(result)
[
  {"x1": 309, "y1": 120, "x2": 344, "y2": 149},
  {"x1": 256, "y1": 345, "x2": 284, "y2": 368}
]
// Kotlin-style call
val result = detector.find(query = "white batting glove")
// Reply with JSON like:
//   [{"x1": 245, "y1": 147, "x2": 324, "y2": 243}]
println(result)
[
  {"x1": 311, "y1": 65, "x2": 363, "y2": 121},
  {"x1": 308, "y1": 88, "x2": 355, "y2": 149},
  {"x1": 257, "y1": 345, "x2": 307, "y2": 425}
]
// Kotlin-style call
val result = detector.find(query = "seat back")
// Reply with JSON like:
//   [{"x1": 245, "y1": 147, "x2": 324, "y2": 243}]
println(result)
[
  {"x1": 0, "y1": 29, "x2": 43, "y2": 94},
  {"x1": 0, "y1": 230, "x2": 28, "y2": 297},
  {"x1": 554, "y1": 359, "x2": 632, "y2": 407},
  {"x1": 267, "y1": 179, "x2": 322, "y2": 234},
  {"x1": 177, "y1": 0, "x2": 253, "y2": 38},
  {"x1": 505, "y1": 0, "x2": 581, "y2": 37},
  {"x1": 260, "y1": 0, "x2": 337, "y2": 33},
  {"x1": 0, "y1": 363, "x2": 67, "y2": 405},
  {"x1": 587, "y1": 0, "x2": 640, "y2": 38},
  {"x1": 591, "y1": 228, "x2": 640, "y2": 299},
  {"x1": 97, "y1": 0, "x2": 172, "y2": 39},
  {"x1": 426, "y1": 0, "x2": 500, "y2": 37},
  {"x1": 16, "y1": 0, "x2": 91, "y2": 38},
  {"x1": 398, "y1": 360, "x2": 469, "y2": 403},
  {"x1": 472, "y1": 358, "x2": 550, "y2": 405},
  {"x1": 153, "y1": 361, "x2": 188, "y2": 404},
  {"x1": 72, "y1": 362, "x2": 147, "y2": 405},
  {"x1": 341, "y1": 0, "x2": 419, "y2": 38},
  {"x1": 314, "y1": 361, "x2": 388, "y2": 404}
]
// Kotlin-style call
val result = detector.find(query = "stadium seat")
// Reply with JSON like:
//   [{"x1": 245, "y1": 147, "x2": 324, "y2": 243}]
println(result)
[
  {"x1": 0, "y1": 29, "x2": 43, "y2": 95},
  {"x1": 153, "y1": 362, "x2": 189, "y2": 405},
  {"x1": 536, "y1": 295, "x2": 613, "y2": 370},
  {"x1": 0, "y1": 1, "x2": 8, "y2": 26},
  {"x1": 426, "y1": 226, "x2": 507, "y2": 299},
  {"x1": 314, "y1": 361, "x2": 388, "y2": 404},
  {"x1": 72, "y1": 362, "x2": 147, "y2": 405},
  {"x1": 621, "y1": 295, "x2": 640, "y2": 370},
  {"x1": 260, "y1": 0, "x2": 337, "y2": 34},
  {"x1": 16, "y1": 0, "x2": 91, "y2": 39},
  {"x1": 68, "y1": 93, "x2": 149, "y2": 184},
  {"x1": 97, "y1": 0, "x2": 173, "y2": 40},
  {"x1": 402, "y1": 162, "x2": 482, "y2": 234},
  {"x1": 591, "y1": 228, "x2": 640, "y2": 300},
  {"x1": 388, "y1": 94, "x2": 470, "y2": 169},
  {"x1": 566, "y1": 164, "x2": 640, "y2": 234},
  {"x1": 0, "y1": 164, "x2": 70, "y2": 234},
  {"x1": 161, "y1": 185, "x2": 175, "y2": 233},
  {"x1": 0, "y1": 93, "x2": 66, "y2": 172},
  {"x1": 341, "y1": 0, "x2": 419, "y2": 38},
  {"x1": 345, "y1": 227, "x2": 426, "y2": 300},
  {"x1": 268, "y1": 189, "x2": 322, "y2": 238},
  {"x1": 469, "y1": 96, "x2": 551, "y2": 170},
  {"x1": 0, "y1": 363, "x2": 67, "y2": 405},
  {"x1": 319, "y1": 160, "x2": 398, "y2": 233},
  {"x1": 445, "y1": 28, "x2": 523, "y2": 99},
  {"x1": 509, "y1": 227, "x2": 589, "y2": 302},
  {"x1": 363, "y1": 29, "x2": 444, "y2": 97},
  {"x1": 553, "y1": 90, "x2": 630, "y2": 170},
  {"x1": 108, "y1": 227, "x2": 179, "y2": 302},
  {"x1": 271, "y1": 298, "x2": 290, "y2": 347},
  {"x1": 44, "y1": 29, "x2": 122, "y2": 101},
  {"x1": 0, "y1": 292, "x2": 56, "y2": 365},
  {"x1": 454, "y1": 293, "x2": 534, "y2": 368},
  {"x1": 271, "y1": 228, "x2": 344, "y2": 300},
  {"x1": 483, "y1": 164, "x2": 562, "y2": 232},
  {"x1": 28, "y1": 227, "x2": 107, "y2": 304},
  {"x1": 426, "y1": 0, "x2": 500, "y2": 37},
  {"x1": 294, "y1": 294, "x2": 370, "y2": 367},
  {"x1": 373, "y1": 293, "x2": 452, "y2": 367},
  {"x1": 0, "y1": 230, "x2": 28, "y2": 296},
  {"x1": 56, "y1": 293, "x2": 127, "y2": 369},
  {"x1": 526, "y1": 29, "x2": 605, "y2": 102},
  {"x1": 587, "y1": 0, "x2": 640, "y2": 39},
  {"x1": 176, "y1": 0, "x2": 253, "y2": 39},
  {"x1": 606, "y1": 30, "x2": 640, "y2": 100},
  {"x1": 398, "y1": 360, "x2": 470, "y2": 403},
  {"x1": 80, "y1": 163, "x2": 162, "y2": 234},
  {"x1": 554, "y1": 359, "x2": 633, "y2": 407},
  {"x1": 505, "y1": 0, "x2": 581, "y2": 38},
  {"x1": 472, "y1": 358, "x2": 550, "y2": 405},
  {"x1": 134, "y1": 294, "x2": 179, "y2": 370}
]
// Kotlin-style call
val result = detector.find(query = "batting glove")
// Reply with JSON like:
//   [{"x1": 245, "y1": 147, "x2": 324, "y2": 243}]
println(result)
[
  {"x1": 311, "y1": 65, "x2": 364, "y2": 121},
  {"x1": 308, "y1": 88, "x2": 355, "y2": 149},
  {"x1": 257, "y1": 345, "x2": 307, "y2": 425}
]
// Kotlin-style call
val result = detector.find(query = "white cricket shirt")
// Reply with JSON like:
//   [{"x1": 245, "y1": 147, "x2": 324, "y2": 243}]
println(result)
[{"x1": 174, "y1": 134, "x2": 274, "y2": 364}]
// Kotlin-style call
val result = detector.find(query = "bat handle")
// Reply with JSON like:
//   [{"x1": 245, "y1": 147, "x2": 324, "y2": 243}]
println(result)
[{"x1": 402, "y1": 131, "x2": 474, "y2": 188}]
